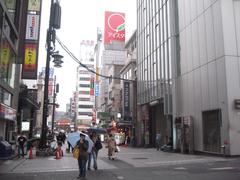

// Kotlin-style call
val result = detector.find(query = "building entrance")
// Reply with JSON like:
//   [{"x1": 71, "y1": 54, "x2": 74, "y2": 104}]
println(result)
[{"x1": 203, "y1": 109, "x2": 221, "y2": 153}]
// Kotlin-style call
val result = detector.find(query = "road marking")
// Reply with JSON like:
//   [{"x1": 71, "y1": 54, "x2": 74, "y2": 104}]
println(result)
[
  {"x1": 117, "y1": 176, "x2": 124, "y2": 179},
  {"x1": 146, "y1": 159, "x2": 208, "y2": 164},
  {"x1": 210, "y1": 167, "x2": 235, "y2": 170},
  {"x1": 174, "y1": 167, "x2": 186, "y2": 170}
]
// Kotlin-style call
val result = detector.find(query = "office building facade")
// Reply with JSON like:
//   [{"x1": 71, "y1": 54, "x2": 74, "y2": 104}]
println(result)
[{"x1": 137, "y1": 0, "x2": 240, "y2": 155}]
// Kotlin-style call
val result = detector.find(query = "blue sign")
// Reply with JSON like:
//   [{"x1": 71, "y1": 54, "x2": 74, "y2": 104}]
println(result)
[{"x1": 95, "y1": 82, "x2": 100, "y2": 97}]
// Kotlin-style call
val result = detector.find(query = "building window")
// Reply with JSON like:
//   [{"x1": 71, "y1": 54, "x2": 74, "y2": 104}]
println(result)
[
  {"x1": 109, "y1": 91, "x2": 112, "y2": 100},
  {"x1": 78, "y1": 105, "x2": 93, "y2": 109},
  {"x1": 79, "y1": 91, "x2": 89, "y2": 95},
  {"x1": 78, "y1": 112, "x2": 92, "y2": 116},
  {"x1": 4, "y1": 0, "x2": 17, "y2": 22},
  {"x1": 79, "y1": 84, "x2": 90, "y2": 88},
  {"x1": 79, "y1": 98, "x2": 90, "y2": 101},
  {"x1": 0, "y1": 35, "x2": 16, "y2": 88},
  {"x1": 0, "y1": 6, "x2": 3, "y2": 38},
  {"x1": 109, "y1": 75, "x2": 112, "y2": 84},
  {"x1": 79, "y1": 77, "x2": 91, "y2": 81}
]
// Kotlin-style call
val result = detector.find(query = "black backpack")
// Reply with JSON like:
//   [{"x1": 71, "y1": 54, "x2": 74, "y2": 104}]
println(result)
[{"x1": 95, "y1": 139, "x2": 102, "y2": 150}]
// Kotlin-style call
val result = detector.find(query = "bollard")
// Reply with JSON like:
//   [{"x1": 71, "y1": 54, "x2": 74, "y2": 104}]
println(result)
[
  {"x1": 29, "y1": 147, "x2": 33, "y2": 159},
  {"x1": 221, "y1": 145, "x2": 226, "y2": 157}
]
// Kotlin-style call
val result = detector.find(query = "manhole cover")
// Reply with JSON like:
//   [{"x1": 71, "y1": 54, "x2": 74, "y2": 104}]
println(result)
[{"x1": 132, "y1": 157, "x2": 148, "y2": 160}]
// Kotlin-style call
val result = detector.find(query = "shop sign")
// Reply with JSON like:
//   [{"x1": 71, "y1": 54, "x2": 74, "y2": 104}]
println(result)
[
  {"x1": 26, "y1": 14, "x2": 40, "y2": 41},
  {"x1": 0, "y1": 103, "x2": 16, "y2": 121},
  {"x1": 124, "y1": 81, "x2": 130, "y2": 115},
  {"x1": 24, "y1": 43, "x2": 37, "y2": 70},
  {"x1": 104, "y1": 11, "x2": 125, "y2": 44}
]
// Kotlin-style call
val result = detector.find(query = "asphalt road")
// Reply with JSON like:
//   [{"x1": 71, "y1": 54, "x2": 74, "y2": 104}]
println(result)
[{"x1": 0, "y1": 157, "x2": 239, "y2": 180}]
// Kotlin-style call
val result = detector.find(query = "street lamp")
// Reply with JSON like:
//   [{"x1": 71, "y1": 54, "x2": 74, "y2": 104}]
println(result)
[{"x1": 39, "y1": 0, "x2": 63, "y2": 149}]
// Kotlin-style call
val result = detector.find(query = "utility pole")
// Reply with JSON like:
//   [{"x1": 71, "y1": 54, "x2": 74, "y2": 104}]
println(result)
[{"x1": 39, "y1": 0, "x2": 62, "y2": 149}]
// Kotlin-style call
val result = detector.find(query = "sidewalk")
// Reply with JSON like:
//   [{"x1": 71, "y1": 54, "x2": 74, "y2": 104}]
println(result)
[{"x1": 0, "y1": 145, "x2": 235, "y2": 174}]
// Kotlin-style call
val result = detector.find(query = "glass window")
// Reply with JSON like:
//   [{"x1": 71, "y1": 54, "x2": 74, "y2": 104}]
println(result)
[
  {"x1": 155, "y1": 24, "x2": 159, "y2": 48},
  {"x1": 4, "y1": 0, "x2": 16, "y2": 22},
  {"x1": 78, "y1": 105, "x2": 93, "y2": 109},
  {"x1": 0, "y1": 35, "x2": 16, "y2": 88},
  {"x1": 79, "y1": 98, "x2": 91, "y2": 101},
  {"x1": 79, "y1": 91, "x2": 89, "y2": 95},
  {"x1": 78, "y1": 112, "x2": 92, "y2": 116},
  {"x1": 0, "y1": 87, "x2": 12, "y2": 106},
  {"x1": 79, "y1": 77, "x2": 90, "y2": 81},
  {"x1": 79, "y1": 84, "x2": 90, "y2": 88},
  {"x1": 0, "y1": 6, "x2": 3, "y2": 37}
]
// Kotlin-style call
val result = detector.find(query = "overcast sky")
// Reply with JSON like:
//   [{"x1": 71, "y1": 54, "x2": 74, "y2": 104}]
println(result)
[{"x1": 38, "y1": 0, "x2": 137, "y2": 111}]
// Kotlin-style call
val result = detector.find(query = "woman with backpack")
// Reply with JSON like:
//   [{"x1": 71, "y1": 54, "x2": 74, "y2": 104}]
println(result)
[{"x1": 91, "y1": 132, "x2": 102, "y2": 170}]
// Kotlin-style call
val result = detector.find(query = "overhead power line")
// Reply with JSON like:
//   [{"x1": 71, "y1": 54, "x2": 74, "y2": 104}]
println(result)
[{"x1": 55, "y1": 36, "x2": 135, "y2": 82}]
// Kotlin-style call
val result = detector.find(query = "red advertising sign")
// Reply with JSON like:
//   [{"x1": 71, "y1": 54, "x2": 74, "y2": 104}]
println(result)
[{"x1": 104, "y1": 11, "x2": 125, "y2": 44}]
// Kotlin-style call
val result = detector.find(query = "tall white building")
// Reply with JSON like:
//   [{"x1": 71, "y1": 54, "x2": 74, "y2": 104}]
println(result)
[
  {"x1": 76, "y1": 41, "x2": 95, "y2": 127},
  {"x1": 76, "y1": 63, "x2": 95, "y2": 126}
]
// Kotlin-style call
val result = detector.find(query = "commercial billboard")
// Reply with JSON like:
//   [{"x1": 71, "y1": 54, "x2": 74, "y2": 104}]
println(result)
[
  {"x1": 25, "y1": 14, "x2": 40, "y2": 40},
  {"x1": 104, "y1": 11, "x2": 125, "y2": 44},
  {"x1": 124, "y1": 81, "x2": 130, "y2": 116},
  {"x1": 23, "y1": 43, "x2": 37, "y2": 70},
  {"x1": 22, "y1": 0, "x2": 42, "y2": 79}
]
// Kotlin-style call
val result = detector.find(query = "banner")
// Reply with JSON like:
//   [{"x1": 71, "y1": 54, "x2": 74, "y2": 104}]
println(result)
[
  {"x1": 124, "y1": 81, "x2": 130, "y2": 116},
  {"x1": 95, "y1": 81, "x2": 99, "y2": 97},
  {"x1": 104, "y1": 11, "x2": 125, "y2": 44},
  {"x1": 24, "y1": 44, "x2": 37, "y2": 70},
  {"x1": 90, "y1": 77, "x2": 95, "y2": 95},
  {"x1": 25, "y1": 14, "x2": 40, "y2": 40}
]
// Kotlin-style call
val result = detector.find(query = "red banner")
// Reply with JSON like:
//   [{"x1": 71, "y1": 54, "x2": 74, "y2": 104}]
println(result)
[{"x1": 104, "y1": 11, "x2": 125, "y2": 44}]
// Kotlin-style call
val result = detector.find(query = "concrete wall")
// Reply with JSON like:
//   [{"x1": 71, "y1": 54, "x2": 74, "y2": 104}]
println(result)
[{"x1": 221, "y1": 0, "x2": 240, "y2": 155}]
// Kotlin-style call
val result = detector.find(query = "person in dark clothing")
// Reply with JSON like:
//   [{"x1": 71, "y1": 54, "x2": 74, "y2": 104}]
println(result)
[
  {"x1": 76, "y1": 133, "x2": 89, "y2": 179},
  {"x1": 17, "y1": 134, "x2": 27, "y2": 157}
]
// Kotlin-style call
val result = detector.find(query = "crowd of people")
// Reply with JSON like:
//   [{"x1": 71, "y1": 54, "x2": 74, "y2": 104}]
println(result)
[{"x1": 16, "y1": 130, "x2": 120, "y2": 179}]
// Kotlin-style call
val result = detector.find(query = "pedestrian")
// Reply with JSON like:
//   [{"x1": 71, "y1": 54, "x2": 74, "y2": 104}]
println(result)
[
  {"x1": 76, "y1": 133, "x2": 89, "y2": 179},
  {"x1": 17, "y1": 133, "x2": 27, "y2": 158},
  {"x1": 67, "y1": 140, "x2": 73, "y2": 153},
  {"x1": 106, "y1": 134, "x2": 117, "y2": 160},
  {"x1": 156, "y1": 133, "x2": 162, "y2": 151},
  {"x1": 91, "y1": 132, "x2": 103, "y2": 170},
  {"x1": 86, "y1": 133, "x2": 94, "y2": 171}
]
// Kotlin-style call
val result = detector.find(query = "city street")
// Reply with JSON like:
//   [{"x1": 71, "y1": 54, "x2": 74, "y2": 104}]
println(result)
[{"x1": 0, "y1": 146, "x2": 240, "y2": 180}]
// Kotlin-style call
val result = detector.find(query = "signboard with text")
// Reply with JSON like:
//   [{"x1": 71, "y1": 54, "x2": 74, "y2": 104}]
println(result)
[
  {"x1": 22, "y1": 0, "x2": 42, "y2": 79},
  {"x1": 124, "y1": 81, "x2": 130, "y2": 116},
  {"x1": 104, "y1": 11, "x2": 125, "y2": 44},
  {"x1": 25, "y1": 14, "x2": 40, "y2": 40},
  {"x1": 23, "y1": 44, "x2": 37, "y2": 70}
]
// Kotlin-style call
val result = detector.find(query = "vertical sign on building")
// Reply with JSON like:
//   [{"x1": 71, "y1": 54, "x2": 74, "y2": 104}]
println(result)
[
  {"x1": 22, "y1": 0, "x2": 42, "y2": 79},
  {"x1": 90, "y1": 76, "x2": 95, "y2": 95},
  {"x1": 104, "y1": 11, "x2": 125, "y2": 44},
  {"x1": 124, "y1": 81, "x2": 130, "y2": 118},
  {"x1": 24, "y1": 43, "x2": 37, "y2": 70}
]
